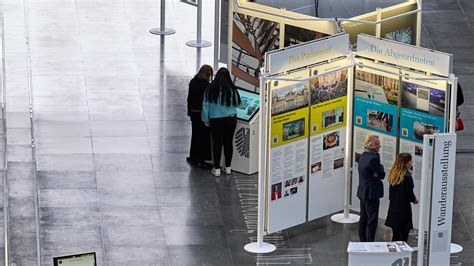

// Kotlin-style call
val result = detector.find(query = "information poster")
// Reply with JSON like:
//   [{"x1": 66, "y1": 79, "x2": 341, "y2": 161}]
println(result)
[
  {"x1": 398, "y1": 70, "x2": 448, "y2": 227},
  {"x1": 351, "y1": 61, "x2": 399, "y2": 218},
  {"x1": 268, "y1": 77, "x2": 309, "y2": 234},
  {"x1": 307, "y1": 60, "x2": 349, "y2": 220}
]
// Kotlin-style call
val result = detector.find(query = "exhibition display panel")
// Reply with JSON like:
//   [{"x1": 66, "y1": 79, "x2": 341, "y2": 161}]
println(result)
[
  {"x1": 228, "y1": 0, "x2": 423, "y2": 91},
  {"x1": 263, "y1": 34, "x2": 352, "y2": 234},
  {"x1": 245, "y1": 33, "x2": 458, "y2": 264},
  {"x1": 307, "y1": 59, "x2": 352, "y2": 221},
  {"x1": 351, "y1": 59, "x2": 400, "y2": 219},
  {"x1": 231, "y1": 88, "x2": 260, "y2": 175},
  {"x1": 267, "y1": 75, "x2": 310, "y2": 233}
]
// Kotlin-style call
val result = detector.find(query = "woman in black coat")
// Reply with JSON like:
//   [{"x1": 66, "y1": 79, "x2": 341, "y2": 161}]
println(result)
[
  {"x1": 186, "y1": 65, "x2": 213, "y2": 166},
  {"x1": 385, "y1": 153, "x2": 418, "y2": 241}
]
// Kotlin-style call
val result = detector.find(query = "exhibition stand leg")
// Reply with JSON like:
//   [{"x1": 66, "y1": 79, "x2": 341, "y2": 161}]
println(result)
[
  {"x1": 213, "y1": 0, "x2": 220, "y2": 70},
  {"x1": 186, "y1": 0, "x2": 212, "y2": 48},
  {"x1": 244, "y1": 73, "x2": 276, "y2": 254},
  {"x1": 331, "y1": 58, "x2": 359, "y2": 224},
  {"x1": 448, "y1": 76, "x2": 463, "y2": 255},
  {"x1": 450, "y1": 243, "x2": 463, "y2": 254},
  {"x1": 150, "y1": 0, "x2": 176, "y2": 35}
]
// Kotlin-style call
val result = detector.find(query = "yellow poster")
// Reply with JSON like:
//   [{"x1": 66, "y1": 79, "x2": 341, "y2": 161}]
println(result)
[
  {"x1": 270, "y1": 81, "x2": 309, "y2": 147},
  {"x1": 271, "y1": 107, "x2": 309, "y2": 147},
  {"x1": 310, "y1": 96, "x2": 347, "y2": 136}
]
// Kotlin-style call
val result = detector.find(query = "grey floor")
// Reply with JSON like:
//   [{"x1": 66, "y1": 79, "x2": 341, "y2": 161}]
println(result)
[{"x1": 0, "y1": 0, "x2": 472, "y2": 265}]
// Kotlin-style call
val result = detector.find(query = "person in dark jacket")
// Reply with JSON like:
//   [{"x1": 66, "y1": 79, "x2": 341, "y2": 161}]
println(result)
[
  {"x1": 186, "y1": 65, "x2": 213, "y2": 166},
  {"x1": 385, "y1": 153, "x2": 418, "y2": 241},
  {"x1": 202, "y1": 68, "x2": 241, "y2": 177},
  {"x1": 357, "y1": 134, "x2": 385, "y2": 242}
]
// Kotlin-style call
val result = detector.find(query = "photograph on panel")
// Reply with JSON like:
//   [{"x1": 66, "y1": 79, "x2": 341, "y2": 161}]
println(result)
[
  {"x1": 310, "y1": 69, "x2": 348, "y2": 104},
  {"x1": 367, "y1": 109, "x2": 394, "y2": 132},
  {"x1": 384, "y1": 26, "x2": 413, "y2": 45},
  {"x1": 271, "y1": 182, "x2": 282, "y2": 201},
  {"x1": 401, "y1": 81, "x2": 446, "y2": 116},
  {"x1": 322, "y1": 107, "x2": 344, "y2": 129},
  {"x1": 284, "y1": 24, "x2": 328, "y2": 47},
  {"x1": 323, "y1": 131, "x2": 340, "y2": 150},
  {"x1": 282, "y1": 118, "x2": 306, "y2": 141},
  {"x1": 311, "y1": 161, "x2": 322, "y2": 173},
  {"x1": 232, "y1": 13, "x2": 280, "y2": 91},
  {"x1": 355, "y1": 70, "x2": 399, "y2": 105},
  {"x1": 271, "y1": 83, "x2": 309, "y2": 116},
  {"x1": 413, "y1": 121, "x2": 440, "y2": 140}
]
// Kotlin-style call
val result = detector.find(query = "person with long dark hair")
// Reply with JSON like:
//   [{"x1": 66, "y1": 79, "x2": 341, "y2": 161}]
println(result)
[
  {"x1": 187, "y1": 65, "x2": 213, "y2": 166},
  {"x1": 385, "y1": 153, "x2": 418, "y2": 241},
  {"x1": 202, "y1": 68, "x2": 241, "y2": 176}
]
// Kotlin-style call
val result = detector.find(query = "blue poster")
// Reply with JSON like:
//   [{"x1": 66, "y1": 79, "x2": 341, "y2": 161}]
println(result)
[
  {"x1": 399, "y1": 108, "x2": 445, "y2": 143},
  {"x1": 353, "y1": 96, "x2": 397, "y2": 137}
]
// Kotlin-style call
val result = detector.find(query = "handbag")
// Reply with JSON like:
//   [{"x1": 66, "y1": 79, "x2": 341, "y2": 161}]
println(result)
[{"x1": 456, "y1": 116, "x2": 464, "y2": 131}]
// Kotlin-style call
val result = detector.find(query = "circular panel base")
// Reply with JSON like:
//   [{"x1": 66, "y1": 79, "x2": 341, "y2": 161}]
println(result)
[
  {"x1": 149, "y1": 28, "x2": 176, "y2": 35},
  {"x1": 186, "y1": 40, "x2": 212, "y2": 48},
  {"x1": 450, "y1": 243, "x2": 463, "y2": 254},
  {"x1": 331, "y1": 213, "x2": 360, "y2": 224},
  {"x1": 244, "y1": 242, "x2": 276, "y2": 254}
]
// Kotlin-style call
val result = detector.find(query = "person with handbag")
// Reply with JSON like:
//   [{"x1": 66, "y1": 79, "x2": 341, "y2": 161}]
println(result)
[
  {"x1": 186, "y1": 65, "x2": 213, "y2": 167},
  {"x1": 385, "y1": 153, "x2": 418, "y2": 241},
  {"x1": 202, "y1": 68, "x2": 241, "y2": 177}
]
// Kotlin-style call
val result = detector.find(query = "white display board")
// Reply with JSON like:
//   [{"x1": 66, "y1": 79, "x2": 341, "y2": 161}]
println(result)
[
  {"x1": 398, "y1": 70, "x2": 449, "y2": 228},
  {"x1": 351, "y1": 61, "x2": 399, "y2": 219},
  {"x1": 265, "y1": 34, "x2": 350, "y2": 75},
  {"x1": 307, "y1": 59, "x2": 351, "y2": 220},
  {"x1": 264, "y1": 35, "x2": 352, "y2": 234},
  {"x1": 357, "y1": 34, "x2": 453, "y2": 77},
  {"x1": 428, "y1": 133, "x2": 456, "y2": 265},
  {"x1": 267, "y1": 76, "x2": 309, "y2": 234}
]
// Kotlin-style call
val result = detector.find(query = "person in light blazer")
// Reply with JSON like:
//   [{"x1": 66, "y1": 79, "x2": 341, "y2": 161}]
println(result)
[
  {"x1": 357, "y1": 134, "x2": 385, "y2": 242},
  {"x1": 385, "y1": 153, "x2": 418, "y2": 241}
]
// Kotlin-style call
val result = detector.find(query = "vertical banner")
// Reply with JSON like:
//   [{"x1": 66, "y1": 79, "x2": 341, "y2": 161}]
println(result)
[
  {"x1": 267, "y1": 77, "x2": 309, "y2": 234},
  {"x1": 351, "y1": 60, "x2": 399, "y2": 218},
  {"x1": 428, "y1": 134, "x2": 456, "y2": 265},
  {"x1": 398, "y1": 70, "x2": 448, "y2": 227},
  {"x1": 307, "y1": 60, "x2": 350, "y2": 220}
]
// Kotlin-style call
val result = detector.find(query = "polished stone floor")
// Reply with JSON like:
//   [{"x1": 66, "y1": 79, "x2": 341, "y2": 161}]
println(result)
[{"x1": 0, "y1": 0, "x2": 473, "y2": 265}]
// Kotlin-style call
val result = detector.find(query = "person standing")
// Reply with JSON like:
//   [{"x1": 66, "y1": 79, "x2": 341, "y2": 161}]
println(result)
[
  {"x1": 385, "y1": 153, "x2": 418, "y2": 242},
  {"x1": 202, "y1": 68, "x2": 241, "y2": 177},
  {"x1": 357, "y1": 134, "x2": 385, "y2": 242},
  {"x1": 187, "y1": 65, "x2": 213, "y2": 166}
]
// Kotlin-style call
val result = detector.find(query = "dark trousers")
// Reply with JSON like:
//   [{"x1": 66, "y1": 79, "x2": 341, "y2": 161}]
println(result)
[
  {"x1": 391, "y1": 227, "x2": 410, "y2": 242},
  {"x1": 358, "y1": 199, "x2": 380, "y2": 242},
  {"x1": 210, "y1": 116, "x2": 237, "y2": 169},
  {"x1": 189, "y1": 112, "x2": 211, "y2": 163}
]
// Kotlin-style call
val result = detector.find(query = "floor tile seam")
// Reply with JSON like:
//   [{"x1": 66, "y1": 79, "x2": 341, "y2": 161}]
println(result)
[
  {"x1": 15, "y1": 0, "x2": 42, "y2": 264},
  {"x1": 453, "y1": 198, "x2": 474, "y2": 241},
  {"x1": 422, "y1": 24, "x2": 436, "y2": 50},
  {"x1": 71, "y1": 0, "x2": 110, "y2": 264},
  {"x1": 148, "y1": 131, "x2": 173, "y2": 265}
]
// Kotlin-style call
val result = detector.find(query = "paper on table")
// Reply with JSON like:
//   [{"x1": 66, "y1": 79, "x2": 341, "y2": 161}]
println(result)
[
  {"x1": 350, "y1": 242, "x2": 368, "y2": 251},
  {"x1": 368, "y1": 243, "x2": 389, "y2": 253}
]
